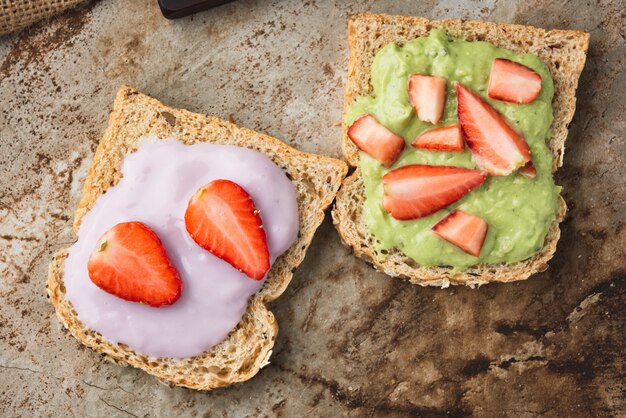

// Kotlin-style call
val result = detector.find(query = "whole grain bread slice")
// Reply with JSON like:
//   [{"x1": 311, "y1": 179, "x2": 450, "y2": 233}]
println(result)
[
  {"x1": 333, "y1": 13, "x2": 589, "y2": 287},
  {"x1": 47, "y1": 85, "x2": 347, "y2": 390}
]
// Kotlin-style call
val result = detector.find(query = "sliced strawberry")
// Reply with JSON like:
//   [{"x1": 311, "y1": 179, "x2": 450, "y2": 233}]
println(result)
[
  {"x1": 488, "y1": 58, "x2": 542, "y2": 104},
  {"x1": 382, "y1": 165, "x2": 487, "y2": 220},
  {"x1": 456, "y1": 83, "x2": 531, "y2": 176},
  {"x1": 347, "y1": 114, "x2": 405, "y2": 167},
  {"x1": 87, "y1": 222, "x2": 182, "y2": 307},
  {"x1": 520, "y1": 160, "x2": 537, "y2": 178},
  {"x1": 432, "y1": 210, "x2": 488, "y2": 257},
  {"x1": 408, "y1": 74, "x2": 447, "y2": 124},
  {"x1": 185, "y1": 179, "x2": 270, "y2": 280},
  {"x1": 412, "y1": 124, "x2": 464, "y2": 152}
]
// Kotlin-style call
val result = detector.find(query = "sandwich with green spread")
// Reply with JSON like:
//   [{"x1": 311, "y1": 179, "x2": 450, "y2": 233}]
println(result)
[{"x1": 333, "y1": 13, "x2": 589, "y2": 287}]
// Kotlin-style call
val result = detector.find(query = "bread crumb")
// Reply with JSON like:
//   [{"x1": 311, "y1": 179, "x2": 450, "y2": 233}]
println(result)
[{"x1": 260, "y1": 349, "x2": 272, "y2": 368}]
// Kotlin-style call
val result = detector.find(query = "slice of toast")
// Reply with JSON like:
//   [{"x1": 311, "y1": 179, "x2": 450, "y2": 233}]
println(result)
[
  {"x1": 333, "y1": 13, "x2": 589, "y2": 287},
  {"x1": 47, "y1": 86, "x2": 348, "y2": 390}
]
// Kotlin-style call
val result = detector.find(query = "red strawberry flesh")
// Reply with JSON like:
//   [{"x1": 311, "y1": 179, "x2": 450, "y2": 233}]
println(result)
[
  {"x1": 185, "y1": 179, "x2": 270, "y2": 280},
  {"x1": 347, "y1": 114, "x2": 405, "y2": 167},
  {"x1": 382, "y1": 165, "x2": 487, "y2": 220},
  {"x1": 432, "y1": 210, "x2": 488, "y2": 257},
  {"x1": 87, "y1": 221, "x2": 182, "y2": 307},
  {"x1": 412, "y1": 124, "x2": 464, "y2": 152},
  {"x1": 488, "y1": 58, "x2": 542, "y2": 104},
  {"x1": 408, "y1": 74, "x2": 447, "y2": 124},
  {"x1": 520, "y1": 160, "x2": 537, "y2": 178},
  {"x1": 456, "y1": 82, "x2": 531, "y2": 176}
]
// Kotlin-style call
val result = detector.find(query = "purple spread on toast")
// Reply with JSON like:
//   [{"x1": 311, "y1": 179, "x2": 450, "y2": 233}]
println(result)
[{"x1": 64, "y1": 138, "x2": 299, "y2": 358}]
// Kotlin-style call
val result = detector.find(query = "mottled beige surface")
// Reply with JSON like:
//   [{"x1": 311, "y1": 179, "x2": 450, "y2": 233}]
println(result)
[{"x1": 0, "y1": 0, "x2": 624, "y2": 417}]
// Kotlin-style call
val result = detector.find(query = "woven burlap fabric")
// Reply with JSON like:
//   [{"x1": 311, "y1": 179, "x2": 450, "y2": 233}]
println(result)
[{"x1": 0, "y1": 0, "x2": 84, "y2": 36}]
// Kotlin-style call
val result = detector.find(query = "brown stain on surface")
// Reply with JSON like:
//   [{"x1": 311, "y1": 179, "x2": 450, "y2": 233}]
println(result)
[
  {"x1": 0, "y1": 1, "x2": 99, "y2": 79},
  {"x1": 96, "y1": 32, "x2": 148, "y2": 79}
]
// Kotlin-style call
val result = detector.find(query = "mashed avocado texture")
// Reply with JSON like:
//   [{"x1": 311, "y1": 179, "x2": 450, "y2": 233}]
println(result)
[{"x1": 347, "y1": 29, "x2": 560, "y2": 270}]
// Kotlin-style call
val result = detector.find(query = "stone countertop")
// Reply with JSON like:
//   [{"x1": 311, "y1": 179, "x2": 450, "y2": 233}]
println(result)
[{"x1": 0, "y1": 0, "x2": 624, "y2": 416}]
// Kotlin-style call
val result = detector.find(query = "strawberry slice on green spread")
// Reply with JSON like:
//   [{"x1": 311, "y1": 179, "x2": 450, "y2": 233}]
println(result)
[
  {"x1": 185, "y1": 179, "x2": 270, "y2": 280},
  {"x1": 382, "y1": 165, "x2": 487, "y2": 220},
  {"x1": 348, "y1": 114, "x2": 405, "y2": 167},
  {"x1": 520, "y1": 160, "x2": 537, "y2": 178},
  {"x1": 412, "y1": 124, "x2": 464, "y2": 152},
  {"x1": 432, "y1": 210, "x2": 489, "y2": 257},
  {"x1": 408, "y1": 73, "x2": 447, "y2": 124},
  {"x1": 456, "y1": 83, "x2": 531, "y2": 176},
  {"x1": 488, "y1": 58, "x2": 542, "y2": 104},
  {"x1": 87, "y1": 221, "x2": 182, "y2": 307}
]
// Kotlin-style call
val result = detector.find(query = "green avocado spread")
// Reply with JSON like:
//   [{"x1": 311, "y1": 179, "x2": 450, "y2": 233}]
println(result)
[{"x1": 347, "y1": 29, "x2": 560, "y2": 270}]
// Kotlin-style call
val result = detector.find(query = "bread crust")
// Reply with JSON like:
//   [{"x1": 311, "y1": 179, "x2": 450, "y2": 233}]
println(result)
[
  {"x1": 334, "y1": 13, "x2": 589, "y2": 286},
  {"x1": 47, "y1": 86, "x2": 347, "y2": 390}
]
